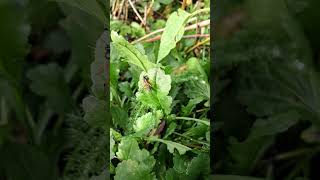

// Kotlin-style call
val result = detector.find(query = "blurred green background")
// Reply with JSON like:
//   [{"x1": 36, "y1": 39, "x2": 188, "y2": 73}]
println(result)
[
  {"x1": 0, "y1": 0, "x2": 107, "y2": 179},
  {"x1": 213, "y1": 0, "x2": 320, "y2": 179}
]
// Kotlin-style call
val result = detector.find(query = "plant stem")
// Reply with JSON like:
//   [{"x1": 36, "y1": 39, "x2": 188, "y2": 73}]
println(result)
[
  {"x1": 35, "y1": 108, "x2": 53, "y2": 144},
  {"x1": 186, "y1": 37, "x2": 210, "y2": 53},
  {"x1": 190, "y1": 8, "x2": 210, "y2": 18},
  {"x1": 275, "y1": 146, "x2": 320, "y2": 161},
  {"x1": 131, "y1": 20, "x2": 210, "y2": 44},
  {"x1": 173, "y1": 132, "x2": 209, "y2": 146},
  {"x1": 175, "y1": 116, "x2": 210, "y2": 126},
  {"x1": 128, "y1": 0, "x2": 146, "y2": 26},
  {"x1": 0, "y1": 97, "x2": 8, "y2": 125}
]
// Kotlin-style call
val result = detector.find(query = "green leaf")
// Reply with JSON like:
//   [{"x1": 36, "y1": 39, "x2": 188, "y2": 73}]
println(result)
[
  {"x1": 228, "y1": 111, "x2": 300, "y2": 174},
  {"x1": 115, "y1": 137, "x2": 156, "y2": 179},
  {"x1": 148, "y1": 136, "x2": 191, "y2": 155},
  {"x1": 136, "y1": 91, "x2": 172, "y2": 115},
  {"x1": 110, "y1": 62, "x2": 119, "y2": 83},
  {"x1": 182, "y1": 97, "x2": 204, "y2": 116},
  {"x1": 53, "y1": 0, "x2": 107, "y2": 25},
  {"x1": 82, "y1": 96, "x2": 108, "y2": 129},
  {"x1": 184, "y1": 76, "x2": 210, "y2": 100},
  {"x1": 165, "y1": 153, "x2": 210, "y2": 180},
  {"x1": 158, "y1": 0, "x2": 174, "y2": 5},
  {"x1": 0, "y1": 143, "x2": 56, "y2": 180},
  {"x1": 27, "y1": 63, "x2": 73, "y2": 114},
  {"x1": 247, "y1": 111, "x2": 300, "y2": 140},
  {"x1": 119, "y1": 81, "x2": 133, "y2": 97},
  {"x1": 110, "y1": 133, "x2": 115, "y2": 160},
  {"x1": 89, "y1": 169, "x2": 108, "y2": 180},
  {"x1": 133, "y1": 111, "x2": 162, "y2": 134},
  {"x1": 60, "y1": 7, "x2": 104, "y2": 86},
  {"x1": 186, "y1": 57, "x2": 208, "y2": 81},
  {"x1": 301, "y1": 125, "x2": 320, "y2": 143},
  {"x1": 186, "y1": 153, "x2": 210, "y2": 179},
  {"x1": 111, "y1": 31, "x2": 156, "y2": 72},
  {"x1": 116, "y1": 137, "x2": 155, "y2": 165},
  {"x1": 91, "y1": 31, "x2": 108, "y2": 98},
  {"x1": 114, "y1": 160, "x2": 156, "y2": 180},
  {"x1": 111, "y1": 105, "x2": 128, "y2": 129},
  {"x1": 157, "y1": 9, "x2": 191, "y2": 63},
  {"x1": 136, "y1": 68, "x2": 173, "y2": 114},
  {"x1": 138, "y1": 68, "x2": 172, "y2": 95},
  {"x1": 0, "y1": 0, "x2": 30, "y2": 61},
  {"x1": 245, "y1": 0, "x2": 312, "y2": 66}
]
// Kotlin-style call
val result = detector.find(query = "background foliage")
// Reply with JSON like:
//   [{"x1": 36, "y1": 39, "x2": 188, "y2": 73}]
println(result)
[
  {"x1": 0, "y1": 0, "x2": 107, "y2": 179},
  {"x1": 213, "y1": 0, "x2": 320, "y2": 179}
]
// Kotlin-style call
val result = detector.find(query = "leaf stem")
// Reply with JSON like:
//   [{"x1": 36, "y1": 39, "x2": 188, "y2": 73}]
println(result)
[
  {"x1": 275, "y1": 146, "x2": 320, "y2": 161},
  {"x1": 190, "y1": 8, "x2": 210, "y2": 17},
  {"x1": 175, "y1": 116, "x2": 210, "y2": 126},
  {"x1": 173, "y1": 132, "x2": 209, "y2": 146}
]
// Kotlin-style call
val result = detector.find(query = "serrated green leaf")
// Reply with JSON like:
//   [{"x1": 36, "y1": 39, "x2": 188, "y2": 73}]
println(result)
[
  {"x1": 91, "y1": 31, "x2": 108, "y2": 98},
  {"x1": 148, "y1": 136, "x2": 191, "y2": 155},
  {"x1": 114, "y1": 160, "x2": 156, "y2": 180},
  {"x1": 228, "y1": 111, "x2": 300, "y2": 174},
  {"x1": 136, "y1": 68, "x2": 173, "y2": 114},
  {"x1": 89, "y1": 169, "x2": 108, "y2": 180},
  {"x1": 157, "y1": 9, "x2": 191, "y2": 62},
  {"x1": 136, "y1": 91, "x2": 172, "y2": 115},
  {"x1": 165, "y1": 153, "x2": 210, "y2": 180},
  {"x1": 82, "y1": 96, "x2": 107, "y2": 129},
  {"x1": 133, "y1": 111, "x2": 162, "y2": 134},
  {"x1": 111, "y1": 105, "x2": 128, "y2": 129},
  {"x1": 138, "y1": 68, "x2": 171, "y2": 95},
  {"x1": 185, "y1": 153, "x2": 210, "y2": 179},
  {"x1": 27, "y1": 63, "x2": 73, "y2": 114},
  {"x1": 186, "y1": 57, "x2": 208, "y2": 81},
  {"x1": 184, "y1": 76, "x2": 210, "y2": 100},
  {"x1": 116, "y1": 137, "x2": 155, "y2": 165},
  {"x1": 119, "y1": 81, "x2": 132, "y2": 97}
]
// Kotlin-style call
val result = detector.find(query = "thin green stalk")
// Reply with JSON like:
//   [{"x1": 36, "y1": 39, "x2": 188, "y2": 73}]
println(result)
[
  {"x1": 0, "y1": 97, "x2": 8, "y2": 125},
  {"x1": 190, "y1": 8, "x2": 210, "y2": 18},
  {"x1": 35, "y1": 108, "x2": 53, "y2": 144},
  {"x1": 173, "y1": 132, "x2": 209, "y2": 146},
  {"x1": 175, "y1": 116, "x2": 210, "y2": 126},
  {"x1": 275, "y1": 146, "x2": 320, "y2": 161}
]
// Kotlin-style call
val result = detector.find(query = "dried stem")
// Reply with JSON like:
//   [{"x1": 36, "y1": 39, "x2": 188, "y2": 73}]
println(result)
[
  {"x1": 132, "y1": 19, "x2": 210, "y2": 44},
  {"x1": 128, "y1": 0, "x2": 146, "y2": 26},
  {"x1": 186, "y1": 37, "x2": 210, "y2": 53}
]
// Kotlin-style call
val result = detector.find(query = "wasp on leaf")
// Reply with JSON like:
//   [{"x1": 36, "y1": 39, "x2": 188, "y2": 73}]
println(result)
[{"x1": 143, "y1": 75, "x2": 152, "y2": 91}]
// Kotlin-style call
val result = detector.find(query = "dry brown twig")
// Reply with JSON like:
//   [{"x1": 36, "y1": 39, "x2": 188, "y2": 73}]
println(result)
[
  {"x1": 186, "y1": 37, "x2": 210, "y2": 53},
  {"x1": 128, "y1": 0, "x2": 146, "y2": 26},
  {"x1": 131, "y1": 19, "x2": 210, "y2": 44}
]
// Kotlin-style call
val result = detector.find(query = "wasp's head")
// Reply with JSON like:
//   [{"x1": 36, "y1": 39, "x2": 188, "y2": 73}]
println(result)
[{"x1": 143, "y1": 75, "x2": 149, "y2": 80}]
